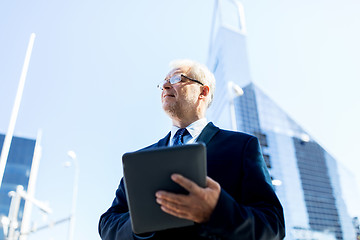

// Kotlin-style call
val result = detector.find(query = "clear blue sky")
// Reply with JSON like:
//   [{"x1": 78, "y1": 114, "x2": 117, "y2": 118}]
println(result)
[{"x1": 0, "y1": 0, "x2": 359, "y2": 239}]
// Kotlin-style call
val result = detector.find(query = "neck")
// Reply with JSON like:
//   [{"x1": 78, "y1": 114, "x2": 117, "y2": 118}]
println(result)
[
  {"x1": 167, "y1": 103, "x2": 207, "y2": 128},
  {"x1": 171, "y1": 113, "x2": 205, "y2": 128}
]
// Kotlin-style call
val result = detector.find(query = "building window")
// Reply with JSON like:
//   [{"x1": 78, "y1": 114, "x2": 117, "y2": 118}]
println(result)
[
  {"x1": 254, "y1": 131, "x2": 268, "y2": 147},
  {"x1": 263, "y1": 154, "x2": 271, "y2": 168}
]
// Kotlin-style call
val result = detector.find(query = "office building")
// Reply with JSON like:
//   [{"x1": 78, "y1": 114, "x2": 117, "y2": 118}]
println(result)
[
  {"x1": 0, "y1": 133, "x2": 38, "y2": 240},
  {"x1": 207, "y1": 1, "x2": 357, "y2": 239}
]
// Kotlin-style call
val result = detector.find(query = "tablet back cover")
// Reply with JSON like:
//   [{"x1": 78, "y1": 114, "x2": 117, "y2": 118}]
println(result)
[{"x1": 122, "y1": 143, "x2": 207, "y2": 234}]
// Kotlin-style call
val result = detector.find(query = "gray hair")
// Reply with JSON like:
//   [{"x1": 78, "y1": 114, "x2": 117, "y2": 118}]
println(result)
[{"x1": 169, "y1": 59, "x2": 216, "y2": 108}]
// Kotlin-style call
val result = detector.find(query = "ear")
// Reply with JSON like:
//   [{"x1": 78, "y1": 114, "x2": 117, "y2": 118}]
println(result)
[{"x1": 199, "y1": 86, "x2": 210, "y2": 100}]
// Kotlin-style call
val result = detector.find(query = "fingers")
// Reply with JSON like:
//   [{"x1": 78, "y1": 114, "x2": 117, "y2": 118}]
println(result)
[
  {"x1": 171, "y1": 174, "x2": 220, "y2": 194},
  {"x1": 155, "y1": 174, "x2": 201, "y2": 221},
  {"x1": 157, "y1": 175, "x2": 220, "y2": 201},
  {"x1": 158, "y1": 203, "x2": 192, "y2": 220},
  {"x1": 156, "y1": 191, "x2": 186, "y2": 205},
  {"x1": 155, "y1": 191, "x2": 193, "y2": 221},
  {"x1": 155, "y1": 175, "x2": 221, "y2": 223},
  {"x1": 170, "y1": 174, "x2": 202, "y2": 194}
]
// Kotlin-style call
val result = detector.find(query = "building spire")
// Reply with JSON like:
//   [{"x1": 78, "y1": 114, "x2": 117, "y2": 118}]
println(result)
[
  {"x1": 233, "y1": 0, "x2": 247, "y2": 35},
  {"x1": 209, "y1": 0, "x2": 247, "y2": 56}
]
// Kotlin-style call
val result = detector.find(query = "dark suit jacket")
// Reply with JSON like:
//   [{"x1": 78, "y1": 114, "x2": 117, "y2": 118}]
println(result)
[{"x1": 99, "y1": 122, "x2": 285, "y2": 240}]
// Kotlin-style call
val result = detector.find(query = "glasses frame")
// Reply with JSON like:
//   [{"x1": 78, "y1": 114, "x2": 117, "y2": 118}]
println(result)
[{"x1": 157, "y1": 74, "x2": 204, "y2": 90}]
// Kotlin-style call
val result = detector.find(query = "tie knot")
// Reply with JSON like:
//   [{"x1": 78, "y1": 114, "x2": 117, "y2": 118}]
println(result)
[{"x1": 173, "y1": 128, "x2": 189, "y2": 146}]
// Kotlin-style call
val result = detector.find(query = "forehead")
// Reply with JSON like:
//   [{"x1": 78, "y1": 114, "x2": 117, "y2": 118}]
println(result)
[{"x1": 165, "y1": 66, "x2": 191, "y2": 79}]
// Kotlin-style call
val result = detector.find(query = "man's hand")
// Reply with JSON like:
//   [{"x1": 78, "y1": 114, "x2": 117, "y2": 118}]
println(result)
[{"x1": 155, "y1": 174, "x2": 221, "y2": 223}]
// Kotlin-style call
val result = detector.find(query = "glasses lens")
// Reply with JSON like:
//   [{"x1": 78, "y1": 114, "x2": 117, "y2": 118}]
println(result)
[
  {"x1": 157, "y1": 75, "x2": 183, "y2": 90},
  {"x1": 169, "y1": 75, "x2": 181, "y2": 85}
]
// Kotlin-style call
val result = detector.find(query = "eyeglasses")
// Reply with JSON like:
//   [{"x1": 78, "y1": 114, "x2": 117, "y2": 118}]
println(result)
[{"x1": 157, "y1": 74, "x2": 204, "y2": 90}]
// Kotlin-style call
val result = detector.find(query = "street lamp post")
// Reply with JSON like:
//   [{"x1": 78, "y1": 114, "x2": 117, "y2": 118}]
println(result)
[
  {"x1": 7, "y1": 186, "x2": 23, "y2": 240},
  {"x1": 3, "y1": 185, "x2": 52, "y2": 240},
  {"x1": 66, "y1": 151, "x2": 79, "y2": 240}
]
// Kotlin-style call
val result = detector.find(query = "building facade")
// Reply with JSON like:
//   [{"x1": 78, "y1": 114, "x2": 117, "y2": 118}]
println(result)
[
  {"x1": 0, "y1": 134, "x2": 36, "y2": 240},
  {"x1": 207, "y1": 1, "x2": 357, "y2": 239}
]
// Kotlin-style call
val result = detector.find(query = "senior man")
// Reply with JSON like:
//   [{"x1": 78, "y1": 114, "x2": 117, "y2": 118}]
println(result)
[{"x1": 99, "y1": 59, "x2": 285, "y2": 240}]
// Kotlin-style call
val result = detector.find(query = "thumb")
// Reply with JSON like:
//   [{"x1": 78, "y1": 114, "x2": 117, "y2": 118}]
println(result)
[{"x1": 206, "y1": 176, "x2": 221, "y2": 190}]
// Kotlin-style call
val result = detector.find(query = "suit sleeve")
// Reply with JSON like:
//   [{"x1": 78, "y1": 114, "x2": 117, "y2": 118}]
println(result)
[
  {"x1": 199, "y1": 136, "x2": 285, "y2": 240},
  {"x1": 98, "y1": 179, "x2": 156, "y2": 240}
]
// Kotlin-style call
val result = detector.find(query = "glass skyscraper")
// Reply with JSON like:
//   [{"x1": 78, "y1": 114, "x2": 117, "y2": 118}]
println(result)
[
  {"x1": 207, "y1": 1, "x2": 357, "y2": 239},
  {"x1": 0, "y1": 134, "x2": 36, "y2": 240}
]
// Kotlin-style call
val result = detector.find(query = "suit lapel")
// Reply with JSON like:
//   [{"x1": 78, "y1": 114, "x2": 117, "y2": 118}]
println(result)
[
  {"x1": 196, "y1": 122, "x2": 220, "y2": 145},
  {"x1": 157, "y1": 122, "x2": 219, "y2": 147},
  {"x1": 157, "y1": 132, "x2": 171, "y2": 147}
]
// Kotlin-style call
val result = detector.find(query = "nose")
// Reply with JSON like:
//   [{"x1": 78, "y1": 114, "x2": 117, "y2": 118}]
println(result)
[{"x1": 162, "y1": 79, "x2": 172, "y2": 90}]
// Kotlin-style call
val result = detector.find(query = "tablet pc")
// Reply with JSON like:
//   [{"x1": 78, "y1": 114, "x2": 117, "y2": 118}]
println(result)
[{"x1": 122, "y1": 143, "x2": 207, "y2": 234}]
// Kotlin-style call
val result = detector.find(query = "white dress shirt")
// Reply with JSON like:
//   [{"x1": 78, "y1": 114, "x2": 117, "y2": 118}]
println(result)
[{"x1": 169, "y1": 118, "x2": 208, "y2": 146}]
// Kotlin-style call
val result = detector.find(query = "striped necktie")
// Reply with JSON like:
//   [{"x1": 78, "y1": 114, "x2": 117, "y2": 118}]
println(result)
[{"x1": 173, "y1": 128, "x2": 189, "y2": 146}]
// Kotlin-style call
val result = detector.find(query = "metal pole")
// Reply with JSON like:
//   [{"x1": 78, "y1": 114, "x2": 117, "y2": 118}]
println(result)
[
  {"x1": 7, "y1": 186, "x2": 24, "y2": 240},
  {"x1": 0, "y1": 33, "x2": 36, "y2": 189},
  {"x1": 67, "y1": 151, "x2": 79, "y2": 240},
  {"x1": 7, "y1": 184, "x2": 52, "y2": 240},
  {"x1": 19, "y1": 130, "x2": 42, "y2": 240},
  {"x1": 20, "y1": 216, "x2": 71, "y2": 236}
]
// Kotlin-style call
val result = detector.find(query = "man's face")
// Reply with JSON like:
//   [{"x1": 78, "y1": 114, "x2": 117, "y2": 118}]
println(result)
[{"x1": 161, "y1": 66, "x2": 202, "y2": 119}]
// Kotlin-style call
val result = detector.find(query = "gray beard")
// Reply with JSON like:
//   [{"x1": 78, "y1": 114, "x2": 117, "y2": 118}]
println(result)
[{"x1": 164, "y1": 102, "x2": 190, "y2": 120}]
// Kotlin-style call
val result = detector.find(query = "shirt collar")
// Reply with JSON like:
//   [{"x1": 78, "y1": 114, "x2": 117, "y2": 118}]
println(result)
[{"x1": 170, "y1": 118, "x2": 208, "y2": 142}]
